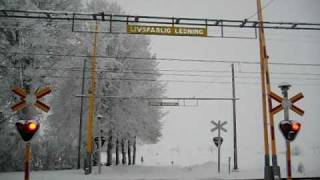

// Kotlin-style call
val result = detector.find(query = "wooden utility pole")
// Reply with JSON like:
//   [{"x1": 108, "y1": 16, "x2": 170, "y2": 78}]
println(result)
[
  {"x1": 257, "y1": 0, "x2": 271, "y2": 171},
  {"x1": 84, "y1": 21, "x2": 99, "y2": 174},
  {"x1": 257, "y1": 0, "x2": 282, "y2": 179}
]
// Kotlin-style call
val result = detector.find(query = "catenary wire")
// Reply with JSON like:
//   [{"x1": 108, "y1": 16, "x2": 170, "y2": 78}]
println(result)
[
  {"x1": 5, "y1": 52, "x2": 320, "y2": 67},
  {"x1": 3, "y1": 64, "x2": 320, "y2": 77},
  {"x1": 246, "y1": 0, "x2": 276, "y2": 20}
]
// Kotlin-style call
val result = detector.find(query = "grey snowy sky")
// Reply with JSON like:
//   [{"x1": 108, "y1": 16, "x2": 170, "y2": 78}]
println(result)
[{"x1": 96, "y1": 0, "x2": 320, "y2": 173}]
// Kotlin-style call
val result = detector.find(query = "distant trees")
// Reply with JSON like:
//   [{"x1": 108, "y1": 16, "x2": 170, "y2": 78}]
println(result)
[
  {"x1": 0, "y1": 0, "x2": 164, "y2": 171},
  {"x1": 88, "y1": 0, "x2": 165, "y2": 166}
]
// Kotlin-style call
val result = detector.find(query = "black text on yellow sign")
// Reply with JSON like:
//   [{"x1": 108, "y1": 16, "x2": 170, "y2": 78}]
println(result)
[{"x1": 127, "y1": 25, "x2": 208, "y2": 37}]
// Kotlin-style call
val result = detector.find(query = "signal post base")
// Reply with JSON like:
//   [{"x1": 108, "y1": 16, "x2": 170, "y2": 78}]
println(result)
[
  {"x1": 264, "y1": 166, "x2": 273, "y2": 180},
  {"x1": 264, "y1": 166, "x2": 281, "y2": 180},
  {"x1": 232, "y1": 168, "x2": 240, "y2": 172},
  {"x1": 84, "y1": 153, "x2": 92, "y2": 175},
  {"x1": 272, "y1": 165, "x2": 281, "y2": 180}
]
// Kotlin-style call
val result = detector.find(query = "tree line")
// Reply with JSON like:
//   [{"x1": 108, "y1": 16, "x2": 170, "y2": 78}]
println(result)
[{"x1": 0, "y1": 0, "x2": 164, "y2": 171}]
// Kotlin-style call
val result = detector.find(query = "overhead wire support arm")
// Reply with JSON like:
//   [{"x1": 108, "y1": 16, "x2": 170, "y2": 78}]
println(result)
[
  {"x1": 74, "y1": 95, "x2": 239, "y2": 101},
  {"x1": 1, "y1": 10, "x2": 320, "y2": 31}
]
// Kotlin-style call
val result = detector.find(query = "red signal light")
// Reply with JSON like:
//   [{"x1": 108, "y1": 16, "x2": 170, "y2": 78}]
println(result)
[
  {"x1": 291, "y1": 122, "x2": 300, "y2": 131},
  {"x1": 28, "y1": 122, "x2": 37, "y2": 131},
  {"x1": 16, "y1": 120, "x2": 40, "y2": 142}
]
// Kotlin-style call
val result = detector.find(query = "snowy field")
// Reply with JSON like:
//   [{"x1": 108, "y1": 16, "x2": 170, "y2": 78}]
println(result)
[
  {"x1": 1, "y1": 162, "x2": 319, "y2": 180},
  {"x1": 0, "y1": 162, "x2": 243, "y2": 180}
]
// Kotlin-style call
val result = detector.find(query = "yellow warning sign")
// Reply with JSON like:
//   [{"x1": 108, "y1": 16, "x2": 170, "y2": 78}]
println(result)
[{"x1": 127, "y1": 25, "x2": 207, "y2": 37}]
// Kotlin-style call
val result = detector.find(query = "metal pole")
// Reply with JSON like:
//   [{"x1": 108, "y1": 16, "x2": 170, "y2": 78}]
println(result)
[
  {"x1": 218, "y1": 120, "x2": 221, "y2": 173},
  {"x1": 286, "y1": 141, "x2": 292, "y2": 180},
  {"x1": 231, "y1": 64, "x2": 238, "y2": 170},
  {"x1": 279, "y1": 83, "x2": 291, "y2": 180},
  {"x1": 228, "y1": 156, "x2": 231, "y2": 174},
  {"x1": 19, "y1": 30, "x2": 24, "y2": 87},
  {"x1": 77, "y1": 58, "x2": 87, "y2": 169},
  {"x1": 280, "y1": 84, "x2": 290, "y2": 121},
  {"x1": 98, "y1": 118, "x2": 101, "y2": 174},
  {"x1": 24, "y1": 142, "x2": 31, "y2": 180}
]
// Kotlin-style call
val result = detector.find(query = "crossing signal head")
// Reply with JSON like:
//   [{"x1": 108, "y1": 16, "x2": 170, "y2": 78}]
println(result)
[
  {"x1": 16, "y1": 120, "x2": 40, "y2": 142},
  {"x1": 94, "y1": 136, "x2": 106, "y2": 147},
  {"x1": 213, "y1": 137, "x2": 223, "y2": 147},
  {"x1": 279, "y1": 120, "x2": 301, "y2": 141}
]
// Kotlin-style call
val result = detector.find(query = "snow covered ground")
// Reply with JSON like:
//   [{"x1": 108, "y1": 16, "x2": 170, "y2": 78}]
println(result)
[
  {"x1": 0, "y1": 162, "x2": 319, "y2": 180},
  {"x1": 0, "y1": 162, "x2": 228, "y2": 180}
]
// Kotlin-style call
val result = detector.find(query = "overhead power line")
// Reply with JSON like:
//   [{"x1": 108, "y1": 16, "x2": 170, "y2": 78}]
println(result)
[
  {"x1": 9, "y1": 66, "x2": 320, "y2": 80},
  {"x1": 246, "y1": 0, "x2": 276, "y2": 20},
  {"x1": 75, "y1": 95, "x2": 239, "y2": 101},
  {"x1": 21, "y1": 74, "x2": 319, "y2": 86},
  {"x1": 3, "y1": 63, "x2": 320, "y2": 77},
  {"x1": 7, "y1": 52, "x2": 320, "y2": 67}
]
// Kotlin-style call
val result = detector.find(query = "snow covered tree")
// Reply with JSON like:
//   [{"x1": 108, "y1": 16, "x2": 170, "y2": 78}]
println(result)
[
  {"x1": 0, "y1": 0, "x2": 165, "y2": 171},
  {"x1": 0, "y1": 0, "x2": 84, "y2": 170},
  {"x1": 87, "y1": 0, "x2": 165, "y2": 166},
  {"x1": 0, "y1": 0, "x2": 45, "y2": 171}
]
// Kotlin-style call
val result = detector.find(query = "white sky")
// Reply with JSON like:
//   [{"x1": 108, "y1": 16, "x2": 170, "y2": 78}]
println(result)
[{"x1": 101, "y1": 0, "x2": 320, "y2": 173}]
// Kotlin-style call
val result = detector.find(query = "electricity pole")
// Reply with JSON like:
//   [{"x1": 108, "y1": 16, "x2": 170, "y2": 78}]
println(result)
[
  {"x1": 231, "y1": 64, "x2": 238, "y2": 171},
  {"x1": 257, "y1": 0, "x2": 281, "y2": 179},
  {"x1": 84, "y1": 21, "x2": 99, "y2": 175},
  {"x1": 77, "y1": 58, "x2": 87, "y2": 169},
  {"x1": 97, "y1": 114, "x2": 103, "y2": 174}
]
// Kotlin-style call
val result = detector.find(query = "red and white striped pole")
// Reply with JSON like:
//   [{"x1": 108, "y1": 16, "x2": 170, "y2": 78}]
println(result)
[
  {"x1": 24, "y1": 143, "x2": 31, "y2": 180},
  {"x1": 286, "y1": 141, "x2": 292, "y2": 180}
]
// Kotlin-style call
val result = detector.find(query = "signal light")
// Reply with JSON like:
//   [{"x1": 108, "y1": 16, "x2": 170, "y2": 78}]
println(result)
[
  {"x1": 291, "y1": 122, "x2": 300, "y2": 131},
  {"x1": 213, "y1": 137, "x2": 223, "y2": 147},
  {"x1": 94, "y1": 136, "x2": 106, "y2": 147},
  {"x1": 28, "y1": 122, "x2": 37, "y2": 131},
  {"x1": 279, "y1": 120, "x2": 301, "y2": 141},
  {"x1": 16, "y1": 120, "x2": 40, "y2": 142}
]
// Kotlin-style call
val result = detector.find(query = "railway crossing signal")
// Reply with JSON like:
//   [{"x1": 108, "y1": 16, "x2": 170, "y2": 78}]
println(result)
[
  {"x1": 15, "y1": 120, "x2": 40, "y2": 180},
  {"x1": 269, "y1": 91, "x2": 304, "y2": 116},
  {"x1": 210, "y1": 120, "x2": 227, "y2": 173},
  {"x1": 11, "y1": 86, "x2": 51, "y2": 112},
  {"x1": 94, "y1": 136, "x2": 106, "y2": 147},
  {"x1": 276, "y1": 82, "x2": 304, "y2": 180},
  {"x1": 12, "y1": 86, "x2": 50, "y2": 180},
  {"x1": 16, "y1": 120, "x2": 40, "y2": 142},
  {"x1": 279, "y1": 120, "x2": 301, "y2": 142},
  {"x1": 211, "y1": 120, "x2": 227, "y2": 133},
  {"x1": 213, "y1": 137, "x2": 223, "y2": 147},
  {"x1": 266, "y1": 84, "x2": 304, "y2": 180}
]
